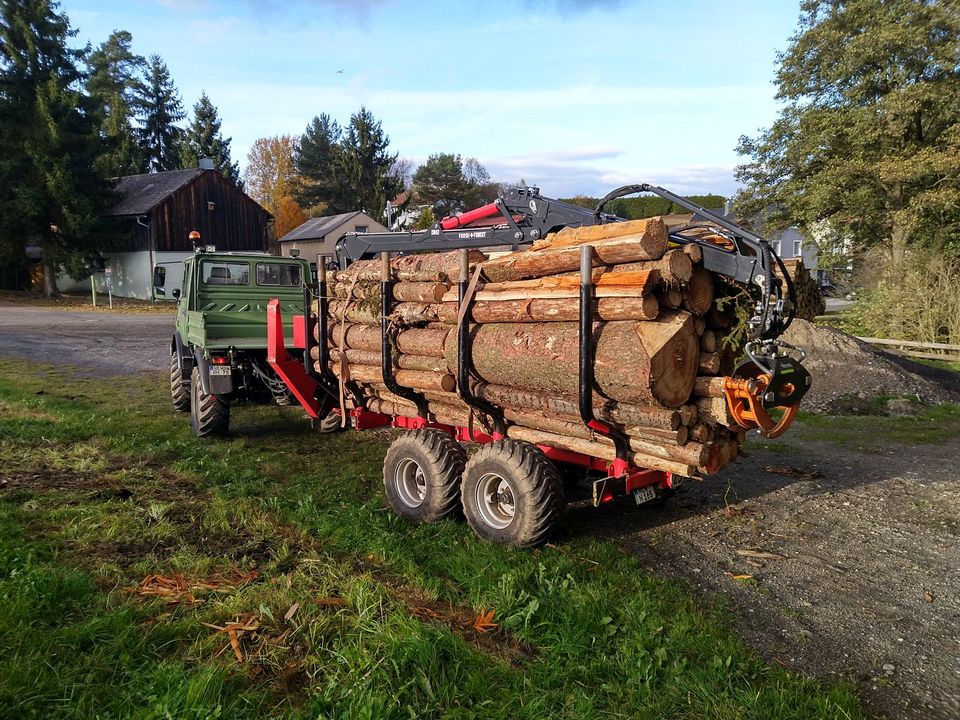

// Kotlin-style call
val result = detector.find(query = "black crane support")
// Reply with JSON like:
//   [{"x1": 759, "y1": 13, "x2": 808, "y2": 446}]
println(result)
[
  {"x1": 578, "y1": 245, "x2": 630, "y2": 468},
  {"x1": 455, "y1": 249, "x2": 506, "y2": 438},
  {"x1": 314, "y1": 258, "x2": 330, "y2": 377},
  {"x1": 379, "y1": 253, "x2": 430, "y2": 419}
]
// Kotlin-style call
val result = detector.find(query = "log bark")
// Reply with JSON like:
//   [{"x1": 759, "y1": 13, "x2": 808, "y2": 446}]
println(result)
[
  {"x1": 696, "y1": 396, "x2": 736, "y2": 427},
  {"x1": 693, "y1": 376, "x2": 726, "y2": 398},
  {"x1": 698, "y1": 352, "x2": 720, "y2": 374},
  {"x1": 481, "y1": 225, "x2": 669, "y2": 283},
  {"x1": 329, "y1": 363, "x2": 456, "y2": 392},
  {"x1": 683, "y1": 266, "x2": 715, "y2": 315},
  {"x1": 531, "y1": 217, "x2": 667, "y2": 251},
  {"x1": 659, "y1": 287, "x2": 682, "y2": 309},
  {"x1": 444, "y1": 312, "x2": 699, "y2": 408},
  {"x1": 334, "y1": 249, "x2": 486, "y2": 283},
  {"x1": 700, "y1": 329, "x2": 717, "y2": 353},
  {"x1": 682, "y1": 243, "x2": 702, "y2": 264},
  {"x1": 461, "y1": 268, "x2": 661, "y2": 298},
  {"x1": 436, "y1": 295, "x2": 659, "y2": 324},
  {"x1": 324, "y1": 348, "x2": 449, "y2": 373},
  {"x1": 470, "y1": 382, "x2": 682, "y2": 430},
  {"x1": 323, "y1": 323, "x2": 450, "y2": 357}
]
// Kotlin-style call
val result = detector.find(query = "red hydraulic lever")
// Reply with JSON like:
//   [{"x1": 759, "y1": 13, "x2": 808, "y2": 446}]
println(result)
[
  {"x1": 266, "y1": 298, "x2": 322, "y2": 419},
  {"x1": 440, "y1": 201, "x2": 501, "y2": 230}
]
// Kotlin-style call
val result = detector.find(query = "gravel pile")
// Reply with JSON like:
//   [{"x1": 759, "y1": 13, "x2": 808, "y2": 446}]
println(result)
[{"x1": 781, "y1": 319, "x2": 960, "y2": 412}]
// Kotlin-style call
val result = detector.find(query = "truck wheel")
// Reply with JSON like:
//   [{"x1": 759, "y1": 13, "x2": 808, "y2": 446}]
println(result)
[
  {"x1": 461, "y1": 440, "x2": 564, "y2": 548},
  {"x1": 190, "y1": 367, "x2": 229, "y2": 438},
  {"x1": 170, "y1": 350, "x2": 190, "y2": 412},
  {"x1": 383, "y1": 430, "x2": 466, "y2": 523}
]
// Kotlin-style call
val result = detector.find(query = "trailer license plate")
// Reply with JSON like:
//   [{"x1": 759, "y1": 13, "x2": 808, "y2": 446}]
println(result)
[
  {"x1": 632, "y1": 485, "x2": 657, "y2": 505},
  {"x1": 209, "y1": 365, "x2": 231, "y2": 376}
]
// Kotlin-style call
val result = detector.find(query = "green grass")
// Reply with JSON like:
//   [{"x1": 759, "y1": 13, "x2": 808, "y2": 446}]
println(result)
[
  {"x1": 0, "y1": 359, "x2": 870, "y2": 719},
  {"x1": 793, "y1": 402, "x2": 960, "y2": 445},
  {"x1": 910, "y1": 357, "x2": 960, "y2": 373}
]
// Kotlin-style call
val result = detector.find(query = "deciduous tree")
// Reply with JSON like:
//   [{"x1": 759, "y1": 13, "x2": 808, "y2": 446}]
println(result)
[
  {"x1": 735, "y1": 0, "x2": 960, "y2": 268},
  {"x1": 179, "y1": 91, "x2": 240, "y2": 183},
  {"x1": 274, "y1": 195, "x2": 306, "y2": 239},
  {"x1": 243, "y1": 134, "x2": 300, "y2": 215}
]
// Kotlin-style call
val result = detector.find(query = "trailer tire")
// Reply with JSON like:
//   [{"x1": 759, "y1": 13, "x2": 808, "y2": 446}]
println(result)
[
  {"x1": 461, "y1": 440, "x2": 564, "y2": 548},
  {"x1": 170, "y1": 350, "x2": 190, "y2": 412},
  {"x1": 383, "y1": 430, "x2": 466, "y2": 523},
  {"x1": 191, "y1": 367, "x2": 229, "y2": 438}
]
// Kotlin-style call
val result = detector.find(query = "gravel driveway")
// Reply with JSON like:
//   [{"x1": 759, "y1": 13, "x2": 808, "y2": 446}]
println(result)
[{"x1": 2, "y1": 302, "x2": 957, "y2": 720}]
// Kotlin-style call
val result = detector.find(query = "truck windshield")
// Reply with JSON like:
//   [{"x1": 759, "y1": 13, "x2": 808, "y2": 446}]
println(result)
[
  {"x1": 201, "y1": 261, "x2": 249, "y2": 285},
  {"x1": 256, "y1": 263, "x2": 301, "y2": 287}
]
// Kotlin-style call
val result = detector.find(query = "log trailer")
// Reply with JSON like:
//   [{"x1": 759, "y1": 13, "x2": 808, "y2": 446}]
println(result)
[{"x1": 266, "y1": 184, "x2": 811, "y2": 547}]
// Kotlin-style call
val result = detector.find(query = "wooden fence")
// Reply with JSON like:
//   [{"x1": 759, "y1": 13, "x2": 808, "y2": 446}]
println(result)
[{"x1": 857, "y1": 337, "x2": 960, "y2": 362}]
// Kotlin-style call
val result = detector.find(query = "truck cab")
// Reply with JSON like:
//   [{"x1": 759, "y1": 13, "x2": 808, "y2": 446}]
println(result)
[{"x1": 155, "y1": 249, "x2": 313, "y2": 438}]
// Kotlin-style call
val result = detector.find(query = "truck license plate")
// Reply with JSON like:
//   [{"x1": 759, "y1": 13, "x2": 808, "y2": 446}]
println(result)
[
  {"x1": 209, "y1": 365, "x2": 232, "y2": 376},
  {"x1": 632, "y1": 485, "x2": 657, "y2": 506}
]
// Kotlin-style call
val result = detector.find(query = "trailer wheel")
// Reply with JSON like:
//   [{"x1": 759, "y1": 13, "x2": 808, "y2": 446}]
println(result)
[
  {"x1": 461, "y1": 440, "x2": 564, "y2": 548},
  {"x1": 383, "y1": 430, "x2": 466, "y2": 523},
  {"x1": 190, "y1": 367, "x2": 229, "y2": 438},
  {"x1": 170, "y1": 350, "x2": 190, "y2": 412}
]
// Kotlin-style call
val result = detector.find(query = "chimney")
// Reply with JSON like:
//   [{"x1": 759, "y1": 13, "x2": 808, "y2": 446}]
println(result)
[{"x1": 198, "y1": 157, "x2": 215, "y2": 170}]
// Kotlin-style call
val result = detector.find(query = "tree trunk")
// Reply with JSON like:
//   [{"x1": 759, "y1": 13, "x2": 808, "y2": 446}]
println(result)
[
  {"x1": 322, "y1": 322, "x2": 450, "y2": 357},
  {"x1": 444, "y1": 312, "x2": 699, "y2": 408},
  {"x1": 436, "y1": 295, "x2": 659, "y2": 324},
  {"x1": 682, "y1": 266, "x2": 714, "y2": 315},
  {"x1": 41, "y1": 236, "x2": 61, "y2": 298}
]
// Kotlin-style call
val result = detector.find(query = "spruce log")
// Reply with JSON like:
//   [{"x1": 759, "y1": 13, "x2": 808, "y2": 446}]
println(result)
[
  {"x1": 696, "y1": 396, "x2": 737, "y2": 427},
  {"x1": 505, "y1": 425, "x2": 696, "y2": 477},
  {"x1": 689, "y1": 423, "x2": 716, "y2": 443},
  {"x1": 531, "y1": 217, "x2": 667, "y2": 251},
  {"x1": 333, "y1": 281, "x2": 448, "y2": 303},
  {"x1": 470, "y1": 382, "x2": 682, "y2": 430},
  {"x1": 334, "y1": 250, "x2": 486, "y2": 283},
  {"x1": 698, "y1": 352, "x2": 721, "y2": 374},
  {"x1": 324, "y1": 323, "x2": 450, "y2": 357},
  {"x1": 324, "y1": 348, "x2": 448, "y2": 373},
  {"x1": 458, "y1": 268, "x2": 661, "y2": 298},
  {"x1": 682, "y1": 243, "x2": 703, "y2": 263},
  {"x1": 436, "y1": 296, "x2": 659, "y2": 324},
  {"x1": 700, "y1": 330, "x2": 718, "y2": 353},
  {"x1": 659, "y1": 287, "x2": 682, "y2": 309},
  {"x1": 679, "y1": 404, "x2": 698, "y2": 426},
  {"x1": 328, "y1": 300, "x2": 442, "y2": 326},
  {"x1": 693, "y1": 376, "x2": 726, "y2": 398},
  {"x1": 329, "y1": 363, "x2": 456, "y2": 392},
  {"x1": 683, "y1": 266, "x2": 715, "y2": 315},
  {"x1": 482, "y1": 226, "x2": 669, "y2": 282},
  {"x1": 443, "y1": 312, "x2": 699, "y2": 408}
]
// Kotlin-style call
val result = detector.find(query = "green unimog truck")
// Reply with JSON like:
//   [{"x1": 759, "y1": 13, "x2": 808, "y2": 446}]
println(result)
[{"x1": 154, "y1": 249, "x2": 316, "y2": 438}]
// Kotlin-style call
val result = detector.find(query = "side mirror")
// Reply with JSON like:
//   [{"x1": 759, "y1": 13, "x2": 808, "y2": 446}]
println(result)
[
  {"x1": 154, "y1": 286, "x2": 165, "y2": 297},
  {"x1": 172, "y1": 288, "x2": 181, "y2": 300}
]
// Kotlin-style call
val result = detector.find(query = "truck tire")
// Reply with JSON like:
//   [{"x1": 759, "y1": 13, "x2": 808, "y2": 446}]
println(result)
[
  {"x1": 461, "y1": 440, "x2": 564, "y2": 548},
  {"x1": 383, "y1": 430, "x2": 466, "y2": 523},
  {"x1": 190, "y1": 366, "x2": 229, "y2": 438},
  {"x1": 170, "y1": 350, "x2": 190, "y2": 412}
]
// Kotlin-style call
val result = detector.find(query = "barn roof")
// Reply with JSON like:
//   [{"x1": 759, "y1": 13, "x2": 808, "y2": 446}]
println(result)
[
  {"x1": 278, "y1": 211, "x2": 363, "y2": 242},
  {"x1": 105, "y1": 169, "x2": 203, "y2": 217}
]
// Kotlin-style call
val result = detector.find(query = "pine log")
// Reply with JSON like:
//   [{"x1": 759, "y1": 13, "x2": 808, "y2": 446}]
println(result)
[
  {"x1": 659, "y1": 287, "x2": 682, "y2": 309},
  {"x1": 460, "y1": 268, "x2": 661, "y2": 298},
  {"x1": 530, "y1": 217, "x2": 667, "y2": 251},
  {"x1": 505, "y1": 425, "x2": 696, "y2": 477},
  {"x1": 436, "y1": 295, "x2": 659, "y2": 324},
  {"x1": 689, "y1": 423, "x2": 716, "y2": 443},
  {"x1": 700, "y1": 329, "x2": 718, "y2": 353},
  {"x1": 329, "y1": 363, "x2": 456, "y2": 392},
  {"x1": 444, "y1": 312, "x2": 699, "y2": 408},
  {"x1": 324, "y1": 348, "x2": 448, "y2": 373},
  {"x1": 323, "y1": 323, "x2": 450, "y2": 357},
  {"x1": 394, "y1": 282, "x2": 449, "y2": 303},
  {"x1": 470, "y1": 382, "x2": 682, "y2": 430},
  {"x1": 334, "y1": 250, "x2": 487, "y2": 283},
  {"x1": 682, "y1": 243, "x2": 703, "y2": 264},
  {"x1": 696, "y1": 396, "x2": 737, "y2": 427},
  {"x1": 481, "y1": 225, "x2": 669, "y2": 282},
  {"x1": 698, "y1": 352, "x2": 721, "y2": 374},
  {"x1": 678, "y1": 404, "x2": 698, "y2": 426},
  {"x1": 694, "y1": 317, "x2": 707, "y2": 335},
  {"x1": 693, "y1": 376, "x2": 726, "y2": 398},
  {"x1": 443, "y1": 284, "x2": 658, "y2": 303},
  {"x1": 682, "y1": 266, "x2": 714, "y2": 315},
  {"x1": 627, "y1": 249, "x2": 692, "y2": 284}
]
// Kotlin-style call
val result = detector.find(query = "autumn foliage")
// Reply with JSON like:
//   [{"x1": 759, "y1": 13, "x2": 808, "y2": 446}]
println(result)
[{"x1": 275, "y1": 196, "x2": 306, "y2": 239}]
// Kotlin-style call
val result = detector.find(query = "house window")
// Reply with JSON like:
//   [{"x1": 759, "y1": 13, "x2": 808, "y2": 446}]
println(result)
[
  {"x1": 256, "y1": 262, "x2": 301, "y2": 287},
  {"x1": 201, "y1": 260, "x2": 249, "y2": 285},
  {"x1": 354, "y1": 225, "x2": 368, "y2": 233},
  {"x1": 793, "y1": 239, "x2": 802, "y2": 257}
]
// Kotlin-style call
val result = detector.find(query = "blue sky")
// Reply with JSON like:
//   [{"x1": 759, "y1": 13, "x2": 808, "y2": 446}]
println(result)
[{"x1": 67, "y1": 0, "x2": 801, "y2": 198}]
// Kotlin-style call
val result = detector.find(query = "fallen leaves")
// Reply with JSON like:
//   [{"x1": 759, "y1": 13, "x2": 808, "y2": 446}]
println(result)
[{"x1": 135, "y1": 570, "x2": 260, "y2": 607}]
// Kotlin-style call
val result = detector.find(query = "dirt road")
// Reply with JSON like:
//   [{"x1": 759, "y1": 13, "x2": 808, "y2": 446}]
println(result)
[
  {"x1": 2, "y1": 303, "x2": 957, "y2": 719},
  {"x1": 0, "y1": 301, "x2": 174, "y2": 375}
]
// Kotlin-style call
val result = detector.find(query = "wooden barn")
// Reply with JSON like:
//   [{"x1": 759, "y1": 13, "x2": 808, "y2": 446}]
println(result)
[{"x1": 61, "y1": 165, "x2": 272, "y2": 299}]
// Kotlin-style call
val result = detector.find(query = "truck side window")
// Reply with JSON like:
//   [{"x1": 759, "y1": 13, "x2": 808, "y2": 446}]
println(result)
[
  {"x1": 256, "y1": 263, "x2": 301, "y2": 287},
  {"x1": 201, "y1": 261, "x2": 249, "y2": 285}
]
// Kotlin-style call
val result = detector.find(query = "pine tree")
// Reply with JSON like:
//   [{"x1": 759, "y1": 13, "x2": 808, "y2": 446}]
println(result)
[
  {"x1": 86, "y1": 30, "x2": 145, "y2": 177},
  {"x1": 179, "y1": 91, "x2": 239, "y2": 183},
  {"x1": 0, "y1": 0, "x2": 114, "y2": 295},
  {"x1": 294, "y1": 113, "x2": 342, "y2": 211},
  {"x1": 135, "y1": 55, "x2": 184, "y2": 172}
]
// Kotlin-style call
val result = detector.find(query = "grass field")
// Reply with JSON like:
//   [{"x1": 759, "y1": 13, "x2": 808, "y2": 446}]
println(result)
[{"x1": 0, "y1": 359, "x2": 870, "y2": 719}]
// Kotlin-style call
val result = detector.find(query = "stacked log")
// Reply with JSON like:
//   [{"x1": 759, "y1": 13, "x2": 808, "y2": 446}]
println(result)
[
  {"x1": 775, "y1": 258, "x2": 825, "y2": 321},
  {"x1": 312, "y1": 217, "x2": 755, "y2": 478}
]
